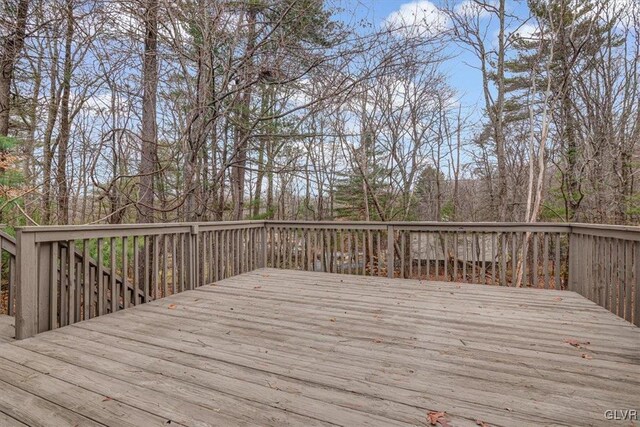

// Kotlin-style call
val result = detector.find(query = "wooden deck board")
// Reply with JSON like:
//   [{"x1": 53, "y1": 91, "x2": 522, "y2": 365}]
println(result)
[
  {"x1": 0, "y1": 268, "x2": 638, "y2": 426},
  {"x1": 0, "y1": 314, "x2": 15, "y2": 343}
]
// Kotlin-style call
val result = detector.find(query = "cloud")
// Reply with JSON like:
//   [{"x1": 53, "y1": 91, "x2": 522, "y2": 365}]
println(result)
[
  {"x1": 383, "y1": 1, "x2": 450, "y2": 37},
  {"x1": 511, "y1": 23, "x2": 540, "y2": 40}
]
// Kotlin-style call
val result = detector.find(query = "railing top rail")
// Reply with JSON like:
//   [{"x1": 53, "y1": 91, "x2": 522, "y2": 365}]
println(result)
[
  {"x1": 0, "y1": 229, "x2": 16, "y2": 255},
  {"x1": 16, "y1": 220, "x2": 266, "y2": 243},
  {"x1": 265, "y1": 221, "x2": 573, "y2": 232},
  {"x1": 571, "y1": 223, "x2": 640, "y2": 232},
  {"x1": 14, "y1": 220, "x2": 640, "y2": 244},
  {"x1": 571, "y1": 223, "x2": 640, "y2": 240}
]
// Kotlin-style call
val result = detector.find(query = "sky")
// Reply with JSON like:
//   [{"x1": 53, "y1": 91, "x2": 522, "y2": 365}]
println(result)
[
  {"x1": 332, "y1": 0, "x2": 537, "y2": 118},
  {"x1": 333, "y1": 0, "x2": 635, "y2": 121}
]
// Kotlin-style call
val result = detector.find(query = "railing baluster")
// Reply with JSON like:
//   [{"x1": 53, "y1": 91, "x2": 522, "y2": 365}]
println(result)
[
  {"x1": 60, "y1": 245, "x2": 68, "y2": 326},
  {"x1": 110, "y1": 237, "x2": 117, "y2": 313},
  {"x1": 625, "y1": 240, "x2": 632, "y2": 322},
  {"x1": 82, "y1": 240, "x2": 90, "y2": 318},
  {"x1": 461, "y1": 233, "x2": 467, "y2": 282},
  {"x1": 634, "y1": 241, "x2": 640, "y2": 326},
  {"x1": 499, "y1": 233, "x2": 506, "y2": 286},
  {"x1": 444, "y1": 232, "x2": 449, "y2": 280},
  {"x1": 50, "y1": 242, "x2": 59, "y2": 330},
  {"x1": 133, "y1": 236, "x2": 139, "y2": 306}
]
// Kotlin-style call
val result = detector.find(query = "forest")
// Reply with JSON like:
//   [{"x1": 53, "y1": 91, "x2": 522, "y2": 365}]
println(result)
[{"x1": 0, "y1": 0, "x2": 638, "y2": 227}]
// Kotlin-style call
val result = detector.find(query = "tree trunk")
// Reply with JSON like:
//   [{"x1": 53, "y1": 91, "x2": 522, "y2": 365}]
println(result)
[
  {"x1": 0, "y1": 0, "x2": 29, "y2": 136},
  {"x1": 54, "y1": 0, "x2": 75, "y2": 225},
  {"x1": 494, "y1": 0, "x2": 507, "y2": 221},
  {"x1": 137, "y1": 0, "x2": 159, "y2": 224},
  {"x1": 231, "y1": 5, "x2": 257, "y2": 220}
]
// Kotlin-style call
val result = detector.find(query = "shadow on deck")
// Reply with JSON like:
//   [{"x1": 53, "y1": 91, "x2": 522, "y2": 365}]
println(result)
[{"x1": 0, "y1": 268, "x2": 637, "y2": 426}]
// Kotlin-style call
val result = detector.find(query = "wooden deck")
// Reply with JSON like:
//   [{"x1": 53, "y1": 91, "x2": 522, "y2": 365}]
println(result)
[
  {"x1": 0, "y1": 268, "x2": 637, "y2": 426},
  {"x1": 0, "y1": 315, "x2": 15, "y2": 344}
]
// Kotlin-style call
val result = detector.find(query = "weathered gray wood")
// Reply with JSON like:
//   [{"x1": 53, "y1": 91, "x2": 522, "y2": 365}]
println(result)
[
  {"x1": 15, "y1": 230, "x2": 37, "y2": 339},
  {"x1": 96, "y1": 239, "x2": 104, "y2": 317},
  {"x1": 82, "y1": 240, "x2": 90, "y2": 318},
  {"x1": 0, "y1": 314, "x2": 14, "y2": 343},
  {"x1": 133, "y1": 235, "x2": 139, "y2": 306},
  {"x1": 12, "y1": 221, "x2": 640, "y2": 346},
  {"x1": 110, "y1": 237, "x2": 117, "y2": 314},
  {"x1": 3, "y1": 268, "x2": 638, "y2": 426},
  {"x1": 37, "y1": 242, "x2": 51, "y2": 332},
  {"x1": 122, "y1": 236, "x2": 129, "y2": 308},
  {"x1": 387, "y1": 226, "x2": 394, "y2": 278},
  {"x1": 67, "y1": 240, "x2": 76, "y2": 324}
]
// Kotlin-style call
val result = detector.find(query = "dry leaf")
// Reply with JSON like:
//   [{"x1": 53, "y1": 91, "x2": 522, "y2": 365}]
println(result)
[
  {"x1": 168, "y1": 304, "x2": 177, "y2": 309},
  {"x1": 564, "y1": 338, "x2": 590, "y2": 348},
  {"x1": 426, "y1": 411, "x2": 450, "y2": 426}
]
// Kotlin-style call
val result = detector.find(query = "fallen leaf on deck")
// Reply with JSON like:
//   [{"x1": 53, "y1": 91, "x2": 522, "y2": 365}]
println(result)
[
  {"x1": 581, "y1": 353, "x2": 593, "y2": 359},
  {"x1": 563, "y1": 338, "x2": 590, "y2": 348},
  {"x1": 427, "y1": 411, "x2": 450, "y2": 426},
  {"x1": 167, "y1": 304, "x2": 177, "y2": 309}
]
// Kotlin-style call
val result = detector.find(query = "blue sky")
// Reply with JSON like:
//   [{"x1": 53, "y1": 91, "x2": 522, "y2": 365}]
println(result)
[
  {"x1": 332, "y1": 0, "x2": 534, "y2": 119},
  {"x1": 334, "y1": 0, "x2": 635, "y2": 122}
]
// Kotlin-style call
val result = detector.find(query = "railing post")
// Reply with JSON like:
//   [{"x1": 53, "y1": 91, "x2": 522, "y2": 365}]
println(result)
[
  {"x1": 387, "y1": 225, "x2": 394, "y2": 278},
  {"x1": 15, "y1": 230, "x2": 38, "y2": 339}
]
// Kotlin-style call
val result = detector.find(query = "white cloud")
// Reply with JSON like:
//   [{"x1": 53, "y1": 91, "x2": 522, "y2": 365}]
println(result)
[
  {"x1": 511, "y1": 22, "x2": 540, "y2": 40},
  {"x1": 384, "y1": 1, "x2": 450, "y2": 37}
]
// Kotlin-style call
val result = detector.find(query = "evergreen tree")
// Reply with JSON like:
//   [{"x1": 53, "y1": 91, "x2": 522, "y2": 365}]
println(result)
[{"x1": 503, "y1": 0, "x2": 620, "y2": 220}]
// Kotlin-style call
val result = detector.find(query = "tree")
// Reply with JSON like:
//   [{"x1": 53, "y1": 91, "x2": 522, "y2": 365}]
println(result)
[{"x1": 137, "y1": 0, "x2": 159, "y2": 224}]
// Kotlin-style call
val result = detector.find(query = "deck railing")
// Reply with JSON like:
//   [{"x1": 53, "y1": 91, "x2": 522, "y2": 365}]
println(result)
[
  {"x1": 266, "y1": 222, "x2": 571, "y2": 288},
  {"x1": 14, "y1": 221, "x2": 264, "y2": 339},
  {"x1": 13, "y1": 221, "x2": 640, "y2": 338}
]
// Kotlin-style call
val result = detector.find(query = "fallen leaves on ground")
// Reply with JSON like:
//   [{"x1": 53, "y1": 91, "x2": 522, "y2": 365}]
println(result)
[
  {"x1": 426, "y1": 411, "x2": 451, "y2": 426},
  {"x1": 167, "y1": 304, "x2": 177, "y2": 309}
]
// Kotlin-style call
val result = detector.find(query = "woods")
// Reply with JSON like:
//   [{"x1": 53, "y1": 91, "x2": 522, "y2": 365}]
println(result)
[{"x1": 0, "y1": 0, "x2": 638, "y2": 226}]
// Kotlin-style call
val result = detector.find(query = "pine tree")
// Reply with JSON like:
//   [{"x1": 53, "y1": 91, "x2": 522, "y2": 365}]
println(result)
[{"x1": 503, "y1": 0, "x2": 620, "y2": 220}]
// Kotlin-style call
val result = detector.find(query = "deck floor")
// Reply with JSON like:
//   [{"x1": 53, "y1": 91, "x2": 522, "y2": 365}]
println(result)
[
  {"x1": 0, "y1": 315, "x2": 15, "y2": 344},
  {"x1": 0, "y1": 268, "x2": 638, "y2": 426}
]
